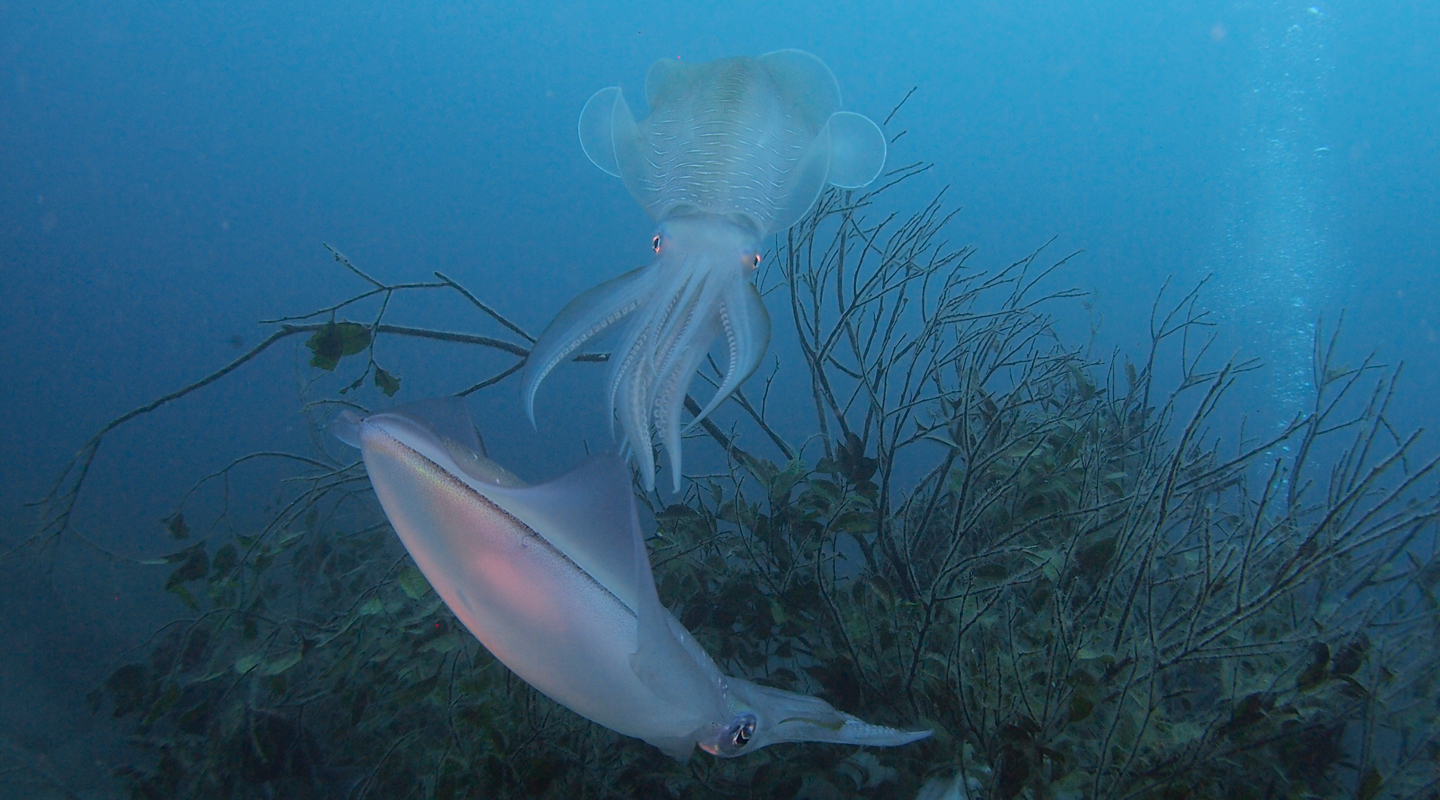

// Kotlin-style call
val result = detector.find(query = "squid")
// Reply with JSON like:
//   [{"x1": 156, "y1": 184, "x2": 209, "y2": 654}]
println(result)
[
  {"x1": 522, "y1": 50, "x2": 887, "y2": 490},
  {"x1": 333, "y1": 398, "x2": 929, "y2": 760}
]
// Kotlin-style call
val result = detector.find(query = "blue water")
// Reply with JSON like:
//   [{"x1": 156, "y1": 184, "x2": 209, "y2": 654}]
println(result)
[{"x1": 1, "y1": 0, "x2": 1436, "y2": 792}]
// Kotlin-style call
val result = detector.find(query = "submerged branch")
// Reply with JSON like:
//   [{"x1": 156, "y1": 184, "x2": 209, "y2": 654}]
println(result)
[{"x1": 27, "y1": 257, "x2": 550, "y2": 553}]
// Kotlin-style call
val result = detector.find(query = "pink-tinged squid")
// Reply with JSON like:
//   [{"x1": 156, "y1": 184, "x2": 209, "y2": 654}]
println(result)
[
  {"x1": 522, "y1": 50, "x2": 887, "y2": 491},
  {"x1": 332, "y1": 399, "x2": 931, "y2": 760}
]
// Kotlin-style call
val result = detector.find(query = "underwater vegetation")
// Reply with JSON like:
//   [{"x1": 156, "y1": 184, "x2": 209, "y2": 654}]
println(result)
[{"x1": 31, "y1": 146, "x2": 1440, "y2": 799}]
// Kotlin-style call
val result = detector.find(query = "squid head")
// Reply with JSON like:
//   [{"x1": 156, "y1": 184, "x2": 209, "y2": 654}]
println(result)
[{"x1": 523, "y1": 50, "x2": 887, "y2": 490}]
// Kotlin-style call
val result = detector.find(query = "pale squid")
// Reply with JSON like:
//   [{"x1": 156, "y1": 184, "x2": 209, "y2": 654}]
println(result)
[
  {"x1": 522, "y1": 50, "x2": 887, "y2": 490},
  {"x1": 333, "y1": 399, "x2": 931, "y2": 759}
]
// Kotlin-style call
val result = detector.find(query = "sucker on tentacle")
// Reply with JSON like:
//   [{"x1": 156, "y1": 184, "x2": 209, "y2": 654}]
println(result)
[{"x1": 533, "y1": 300, "x2": 639, "y2": 388}]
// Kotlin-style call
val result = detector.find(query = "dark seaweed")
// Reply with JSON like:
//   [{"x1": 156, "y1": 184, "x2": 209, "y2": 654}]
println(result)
[{"x1": 37, "y1": 158, "x2": 1440, "y2": 800}]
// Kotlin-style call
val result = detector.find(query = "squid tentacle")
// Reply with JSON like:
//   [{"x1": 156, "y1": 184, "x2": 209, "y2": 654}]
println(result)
[
  {"x1": 523, "y1": 265, "x2": 654, "y2": 424},
  {"x1": 687, "y1": 279, "x2": 771, "y2": 430}
]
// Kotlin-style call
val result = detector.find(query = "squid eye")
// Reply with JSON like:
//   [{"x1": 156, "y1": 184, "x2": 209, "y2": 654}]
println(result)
[
  {"x1": 699, "y1": 713, "x2": 758, "y2": 757},
  {"x1": 726, "y1": 714, "x2": 756, "y2": 753},
  {"x1": 751, "y1": 253, "x2": 761, "y2": 269},
  {"x1": 733, "y1": 720, "x2": 753, "y2": 748},
  {"x1": 652, "y1": 235, "x2": 662, "y2": 253}
]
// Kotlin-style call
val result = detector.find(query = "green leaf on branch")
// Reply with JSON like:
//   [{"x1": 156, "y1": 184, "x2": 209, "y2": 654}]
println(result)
[
  {"x1": 1075, "y1": 537, "x2": 1117, "y2": 577},
  {"x1": 1069, "y1": 693, "x2": 1095, "y2": 723},
  {"x1": 210, "y1": 543, "x2": 238, "y2": 580},
  {"x1": 1297, "y1": 642, "x2": 1331, "y2": 691},
  {"x1": 262, "y1": 651, "x2": 303, "y2": 676},
  {"x1": 306, "y1": 321, "x2": 371, "y2": 371},
  {"x1": 398, "y1": 566, "x2": 432, "y2": 600},
  {"x1": 162, "y1": 544, "x2": 209, "y2": 588},
  {"x1": 165, "y1": 512, "x2": 189, "y2": 540},
  {"x1": 104, "y1": 664, "x2": 150, "y2": 718},
  {"x1": 141, "y1": 685, "x2": 180, "y2": 727},
  {"x1": 168, "y1": 583, "x2": 200, "y2": 611},
  {"x1": 154, "y1": 543, "x2": 208, "y2": 610},
  {"x1": 736, "y1": 452, "x2": 779, "y2": 485},
  {"x1": 374, "y1": 366, "x2": 401, "y2": 397}
]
